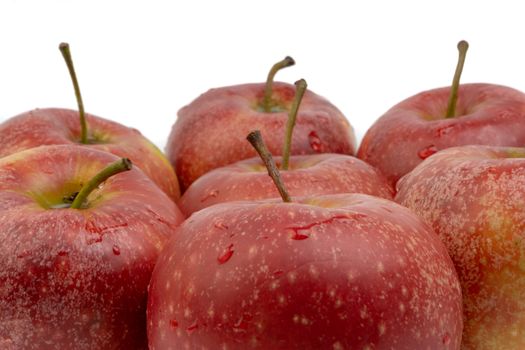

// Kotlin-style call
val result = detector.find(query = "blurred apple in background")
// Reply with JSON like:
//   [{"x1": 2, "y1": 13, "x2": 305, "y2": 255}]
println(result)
[
  {"x1": 0, "y1": 145, "x2": 184, "y2": 349},
  {"x1": 0, "y1": 43, "x2": 181, "y2": 201},
  {"x1": 166, "y1": 56, "x2": 356, "y2": 192},
  {"x1": 358, "y1": 40, "x2": 525, "y2": 186},
  {"x1": 396, "y1": 145, "x2": 525, "y2": 350},
  {"x1": 148, "y1": 133, "x2": 462, "y2": 349},
  {"x1": 178, "y1": 81, "x2": 392, "y2": 216}
]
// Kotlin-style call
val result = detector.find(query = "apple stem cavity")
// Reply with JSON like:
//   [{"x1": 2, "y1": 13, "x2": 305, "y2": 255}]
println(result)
[
  {"x1": 281, "y1": 79, "x2": 308, "y2": 170},
  {"x1": 445, "y1": 40, "x2": 469, "y2": 119},
  {"x1": 247, "y1": 130, "x2": 292, "y2": 203},
  {"x1": 263, "y1": 56, "x2": 295, "y2": 112},
  {"x1": 59, "y1": 42, "x2": 88, "y2": 144},
  {"x1": 70, "y1": 158, "x2": 132, "y2": 209}
]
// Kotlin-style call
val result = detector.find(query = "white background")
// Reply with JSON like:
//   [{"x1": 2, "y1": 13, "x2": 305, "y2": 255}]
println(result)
[{"x1": 0, "y1": 1, "x2": 523, "y2": 149}]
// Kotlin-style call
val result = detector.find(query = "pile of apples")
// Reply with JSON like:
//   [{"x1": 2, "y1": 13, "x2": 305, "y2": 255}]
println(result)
[{"x1": 1, "y1": 41, "x2": 525, "y2": 350}]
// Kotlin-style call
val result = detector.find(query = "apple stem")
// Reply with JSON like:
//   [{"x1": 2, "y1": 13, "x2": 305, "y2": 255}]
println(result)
[
  {"x1": 445, "y1": 40, "x2": 469, "y2": 119},
  {"x1": 263, "y1": 56, "x2": 295, "y2": 112},
  {"x1": 281, "y1": 79, "x2": 308, "y2": 170},
  {"x1": 70, "y1": 158, "x2": 132, "y2": 209},
  {"x1": 59, "y1": 42, "x2": 88, "y2": 144},
  {"x1": 247, "y1": 130, "x2": 292, "y2": 203}
]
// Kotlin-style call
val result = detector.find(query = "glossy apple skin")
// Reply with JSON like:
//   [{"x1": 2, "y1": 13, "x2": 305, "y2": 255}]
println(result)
[
  {"x1": 357, "y1": 83, "x2": 525, "y2": 186},
  {"x1": 147, "y1": 194, "x2": 463, "y2": 349},
  {"x1": 0, "y1": 145, "x2": 185, "y2": 350},
  {"x1": 166, "y1": 82, "x2": 356, "y2": 191},
  {"x1": 395, "y1": 145, "x2": 525, "y2": 350},
  {"x1": 178, "y1": 153, "x2": 394, "y2": 216},
  {"x1": 0, "y1": 108, "x2": 180, "y2": 201}
]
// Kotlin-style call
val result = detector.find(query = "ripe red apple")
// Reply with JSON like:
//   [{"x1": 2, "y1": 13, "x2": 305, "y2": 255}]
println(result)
[
  {"x1": 166, "y1": 57, "x2": 356, "y2": 191},
  {"x1": 357, "y1": 40, "x2": 525, "y2": 186},
  {"x1": 147, "y1": 192, "x2": 463, "y2": 349},
  {"x1": 396, "y1": 145, "x2": 525, "y2": 349},
  {"x1": 0, "y1": 144, "x2": 184, "y2": 349},
  {"x1": 178, "y1": 82, "x2": 392, "y2": 216},
  {"x1": 178, "y1": 153, "x2": 393, "y2": 216},
  {"x1": 0, "y1": 43, "x2": 181, "y2": 201}
]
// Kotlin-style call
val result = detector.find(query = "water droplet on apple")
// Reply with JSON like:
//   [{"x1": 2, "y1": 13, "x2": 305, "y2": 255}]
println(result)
[
  {"x1": 273, "y1": 270, "x2": 284, "y2": 277},
  {"x1": 200, "y1": 189, "x2": 219, "y2": 203},
  {"x1": 308, "y1": 131, "x2": 323, "y2": 152},
  {"x1": 214, "y1": 221, "x2": 229, "y2": 230},
  {"x1": 418, "y1": 145, "x2": 438, "y2": 159},
  {"x1": 170, "y1": 319, "x2": 179, "y2": 329},
  {"x1": 187, "y1": 321, "x2": 198, "y2": 334},
  {"x1": 217, "y1": 244, "x2": 234, "y2": 264},
  {"x1": 436, "y1": 125, "x2": 455, "y2": 137},
  {"x1": 112, "y1": 245, "x2": 121, "y2": 256},
  {"x1": 442, "y1": 332, "x2": 451, "y2": 345},
  {"x1": 291, "y1": 231, "x2": 309, "y2": 240}
]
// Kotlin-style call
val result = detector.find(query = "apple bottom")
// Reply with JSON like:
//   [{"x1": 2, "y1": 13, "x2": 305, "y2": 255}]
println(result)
[{"x1": 147, "y1": 195, "x2": 463, "y2": 349}]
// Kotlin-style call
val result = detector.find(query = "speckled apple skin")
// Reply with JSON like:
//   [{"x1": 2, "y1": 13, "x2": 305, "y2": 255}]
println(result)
[
  {"x1": 358, "y1": 83, "x2": 525, "y2": 187},
  {"x1": 0, "y1": 145, "x2": 185, "y2": 349},
  {"x1": 396, "y1": 145, "x2": 525, "y2": 350},
  {"x1": 147, "y1": 194, "x2": 463, "y2": 349},
  {"x1": 178, "y1": 153, "x2": 394, "y2": 216},
  {"x1": 166, "y1": 82, "x2": 356, "y2": 192},
  {"x1": 0, "y1": 108, "x2": 181, "y2": 201}
]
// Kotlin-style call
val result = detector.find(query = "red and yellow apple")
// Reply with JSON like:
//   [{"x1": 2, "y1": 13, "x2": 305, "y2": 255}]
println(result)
[
  {"x1": 396, "y1": 145, "x2": 525, "y2": 349},
  {"x1": 0, "y1": 144, "x2": 184, "y2": 349}
]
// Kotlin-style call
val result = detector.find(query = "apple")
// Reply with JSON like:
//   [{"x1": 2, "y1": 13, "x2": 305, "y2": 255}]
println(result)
[
  {"x1": 147, "y1": 196, "x2": 463, "y2": 349},
  {"x1": 357, "y1": 40, "x2": 525, "y2": 186},
  {"x1": 166, "y1": 56, "x2": 356, "y2": 191},
  {"x1": 0, "y1": 42, "x2": 181, "y2": 201},
  {"x1": 178, "y1": 81, "x2": 392, "y2": 215},
  {"x1": 396, "y1": 144, "x2": 525, "y2": 350},
  {"x1": 147, "y1": 131, "x2": 463, "y2": 349},
  {"x1": 178, "y1": 153, "x2": 394, "y2": 216},
  {"x1": 0, "y1": 144, "x2": 185, "y2": 349}
]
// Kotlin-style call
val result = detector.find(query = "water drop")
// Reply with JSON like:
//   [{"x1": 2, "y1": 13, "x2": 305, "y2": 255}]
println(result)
[
  {"x1": 112, "y1": 245, "x2": 121, "y2": 256},
  {"x1": 187, "y1": 321, "x2": 198, "y2": 335},
  {"x1": 442, "y1": 332, "x2": 451, "y2": 345},
  {"x1": 308, "y1": 131, "x2": 322, "y2": 152},
  {"x1": 217, "y1": 244, "x2": 234, "y2": 264},
  {"x1": 214, "y1": 221, "x2": 228, "y2": 230},
  {"x1": 436, "y1": 125, "x2": 455, "y2": 137},
  {"x1": 418, "y1": 145, "x2": 438, "y2": 159},
  {"x1": 291, "y1": 231, "x2": 309, "y2": 240},
  {"x1": 273, "y1": 270, "x2": 284, "y2": 277},
  {"x1": 200, "y1": 189, "x2": 219, "y2": 203}
]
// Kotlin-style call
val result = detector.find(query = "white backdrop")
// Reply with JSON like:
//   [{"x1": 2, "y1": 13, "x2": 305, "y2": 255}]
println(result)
[{"x1": 1, "y1": 1, "x2": 524, "y2": 149}]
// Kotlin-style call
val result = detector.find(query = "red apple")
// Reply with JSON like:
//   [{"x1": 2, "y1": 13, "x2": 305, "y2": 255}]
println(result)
[
  {"x1": 178, "y1": 153, "x2": 394, "y2": 216},
  {"x1": 395, "y1": 145, "x2": 525, "y2": 350},
  {"x1": 0, "y1": 144, "x2": 184, "y2": 349},
  {"x1": 0, "y1": 43, "x2": 181, "y2": 201},
  {"x1": 357, "y1": 41, "x2": 525, "y2": 186},
  {"x1": 178, "y1": 81, "x2": 392, "y2": 216},
  {"x1": 166, "y1": 57, "x2": 356, "y2": 191},
  {"x1": 147, "y1": 193, "x2": 463, "y2": 349}
]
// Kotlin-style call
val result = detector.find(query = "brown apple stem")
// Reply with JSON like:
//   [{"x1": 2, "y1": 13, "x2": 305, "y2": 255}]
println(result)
[
  {"x1": 70, "y1": 158, "x2": 132, "y2": 209},
  {"x1": 59, "y1": 42, "x2": 88, "y2": 144},
  {"x1": 281, "y1": 79, "x2": 308, "y2": 170},
  {"x1": 263, "y1": 56, "x2": 295, "y2": 112},
  {"x1": 445, "y1": 40, "x2": 469, "y2": 119},
  {"x1": 247, "y1": 130, "x2": 292, "y2": 203}
]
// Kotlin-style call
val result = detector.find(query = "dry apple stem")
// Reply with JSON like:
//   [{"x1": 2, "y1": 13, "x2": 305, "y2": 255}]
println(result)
[{"x1": 247, "y1": 130, "x2": 292, "y2": 203}]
